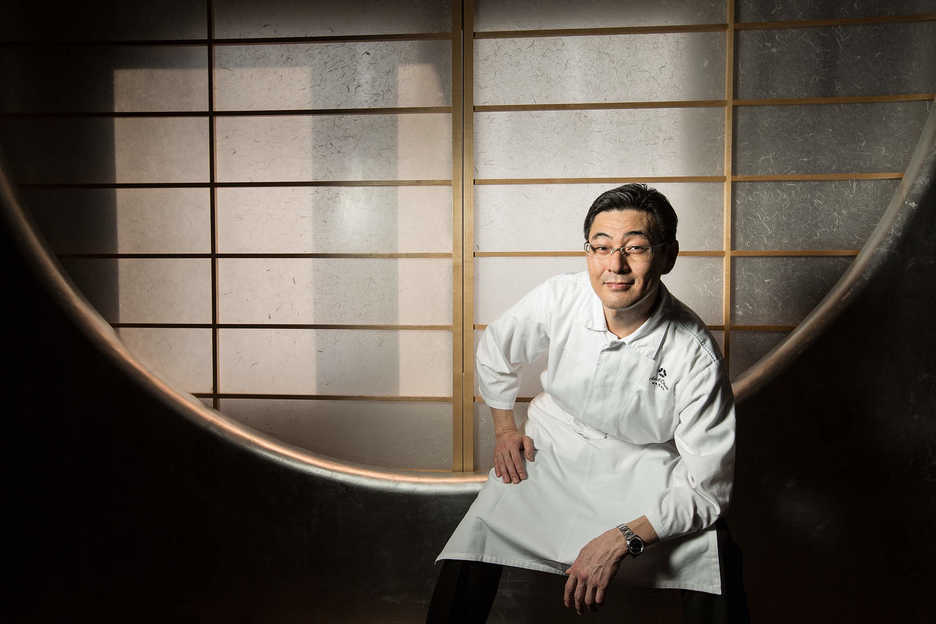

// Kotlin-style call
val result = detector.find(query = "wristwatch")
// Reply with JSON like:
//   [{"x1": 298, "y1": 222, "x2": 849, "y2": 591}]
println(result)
[{"x1": 616, "y1": 524, "x2": 646, "y2": 557}]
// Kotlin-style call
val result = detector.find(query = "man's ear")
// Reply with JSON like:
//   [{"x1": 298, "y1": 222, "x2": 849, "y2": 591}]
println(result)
[{"x1": 661, "y1": 240, "x2": 679, "y2": 275}]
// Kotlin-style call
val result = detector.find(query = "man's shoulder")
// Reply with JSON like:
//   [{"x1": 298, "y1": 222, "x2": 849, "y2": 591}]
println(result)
[
  {"x1": 537, "y1": 271, "x2": 591, "y2": 300},
  {"x1": 661, "y1": 290, "x2": 722, "y2": 367}
]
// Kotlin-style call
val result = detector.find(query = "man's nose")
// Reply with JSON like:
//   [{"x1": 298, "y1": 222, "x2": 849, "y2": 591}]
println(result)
[{"x1": 608, "y1": 248, "x2": 630, "y2": 273}]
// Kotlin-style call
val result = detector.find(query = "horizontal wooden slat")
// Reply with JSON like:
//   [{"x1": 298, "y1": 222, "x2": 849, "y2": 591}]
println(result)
[
  {"x1": 731, "y1": 250, "x2": 858, "y2": 257},
  {"x1": 475, "y1": 176, "x2": 726, "y2": 185},
  {"x1": 734, "y1": 94, "x2": 935, "y2": 107},
  {"x1": 113, "y1": 323, "x2": 452, "y2": 330},
  {"x1": 475, "y1": 100, "x2": 725, "y2": 112},
  {"x1": 475, "y1": 24, "x2": 727, "y2": 38},
  {"x1": 194, "y1": 393, "x2": 452, "y2": 401},
  {"x1": 21, "y1": 180, "x2": 452, "y2": 189},
  {"x1": 59, "y1": 252, "x2": 453, "y2": 259},
  {"x1": 735, "y1": 13, "x2": 936, "y2": 31},
  {"x1": 732, "y1": 173, "x2": 903, "y2": 182},
  {"x1": 0, "y1": 32, "x2": 455, "y2": 47}
]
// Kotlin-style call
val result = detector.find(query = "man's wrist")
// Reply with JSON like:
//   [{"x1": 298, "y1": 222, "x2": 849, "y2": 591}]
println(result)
[{"x1": 616, "y1": 524, "x2": 647, "y2": 557}]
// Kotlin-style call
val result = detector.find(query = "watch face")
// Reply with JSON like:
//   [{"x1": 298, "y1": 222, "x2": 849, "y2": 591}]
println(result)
[{"x1": 628, "y1": 538, "x2": 645, "y2": 556}]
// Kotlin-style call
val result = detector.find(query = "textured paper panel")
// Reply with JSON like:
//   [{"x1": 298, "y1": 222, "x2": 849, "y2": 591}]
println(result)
[
  {"x1": 215, "y1": 41, "x2": 450, "y2": 110},
  {"x1": 217, "y1": 186, "x2": 451, "y2": 253},
  {"x1": 475, "y1": 108, "x2": 724, "y2": 179},
  {"x1": 62, "y1": 258, "x2": 211, "y2": 323},
  {"x1": 0, "y1": 117, "x2": 209, "y2": 184},
  {"x1": 24, "y1": 188, "x2": 210, "y2": 254},
  {"x1": 476, "y1": 32, "x2": 724, "y2": 105},
  {"x1": 732, "y1": 256, "x2": 853, "y2": 325},
  {"x1": 475, "y1": 0, "x2": 724, "y2": 31},
  {"x1": 732, "y1": 180, "x2": 897, "y2": 250},
  {"x1": 734, "y1": 102, "x2": 931, "y2": 176},
  {"x1": 117, "y1": 327, "x2": 213, "y2": 393},
  {"x1": 736, "y1": 23, "x2": 936, "y2": 99},
  {"x1": 219, "y1": 329, "x2": 452, "y2": 396},
  {"x1": 213, "y1": 0, "x2": 451, "y2": 38},
  {"x1": 220, "y1": 399, "x2": 452, "y2": 470},
  {"x1": 737, "y1": 0, "x2": 936, "y2": 22},
  {"x1": 216, "y1": 114, "x2": 452, "y2": 182},
  {"x1": 218, "y1": 258, "x2": 452, "y2": 324},
  {"x1": 0, "y1": 46, "x2": 207, "y2": 113}
]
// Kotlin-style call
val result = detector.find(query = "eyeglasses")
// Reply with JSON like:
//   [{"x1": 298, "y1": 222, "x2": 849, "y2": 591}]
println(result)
[{"x1": 584, "y1": 241, "x2": 670, "y2": 259}]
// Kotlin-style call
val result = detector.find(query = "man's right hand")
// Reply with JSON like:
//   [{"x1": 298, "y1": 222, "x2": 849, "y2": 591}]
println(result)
[{"x1": 493, "y1": 428, "x2": 535, "y2": 484}]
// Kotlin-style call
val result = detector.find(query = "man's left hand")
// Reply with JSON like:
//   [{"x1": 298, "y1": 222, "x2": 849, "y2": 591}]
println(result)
[{"x1": 563, "y1": 528, "x2": 629, "y2": 614}]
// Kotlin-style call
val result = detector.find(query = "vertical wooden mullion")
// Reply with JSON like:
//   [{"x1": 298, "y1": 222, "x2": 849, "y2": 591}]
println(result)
[
  {"x1": 460, "y1": 0, "x2": 476, "y2": 472},
  {"x1": 451, "y1": 0, "x2": 466, "y2": 471},
  {"x1": 207, "y1": 0, "x2": 220, "y2": 410},
  {"x1": 722, "y1": 0, "x2": 736, "y2": 367}
]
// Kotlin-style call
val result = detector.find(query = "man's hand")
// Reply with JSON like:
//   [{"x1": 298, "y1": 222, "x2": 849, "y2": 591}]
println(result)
[
  {"x1": 563, "y1": 528, "x2": 629, "y2": 614},
  {"x1": 493, "y1": 428, "x2": 535, "y2": 484}
]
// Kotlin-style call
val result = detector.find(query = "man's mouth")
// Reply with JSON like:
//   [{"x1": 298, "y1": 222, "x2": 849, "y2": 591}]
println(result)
[{"x1": 604, "y1": 281, "x2": 634, "y2": 290}]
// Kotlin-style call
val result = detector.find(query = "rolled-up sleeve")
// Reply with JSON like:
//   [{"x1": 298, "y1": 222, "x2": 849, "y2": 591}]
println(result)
[
  {"x1": 644, "y1": 358, "x2": 735, "y2": 541},
  {"x1": 476, "y1": 281, "x2": 552, "y2": 410}
]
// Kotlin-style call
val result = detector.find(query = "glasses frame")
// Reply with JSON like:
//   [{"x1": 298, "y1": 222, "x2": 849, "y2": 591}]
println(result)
[{"x1": 583, "y1": 240, "x2": 671, "y2": 259}]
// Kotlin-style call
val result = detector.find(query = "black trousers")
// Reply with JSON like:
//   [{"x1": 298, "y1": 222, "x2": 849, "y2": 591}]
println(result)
[{"x1": 426, "y1": 521, "x2": 749, "y2": 623}]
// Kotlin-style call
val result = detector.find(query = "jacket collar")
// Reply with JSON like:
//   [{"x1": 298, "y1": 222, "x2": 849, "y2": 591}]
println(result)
[{"x1": 583, "y1": 281, "x2": 671, "y2": 361}]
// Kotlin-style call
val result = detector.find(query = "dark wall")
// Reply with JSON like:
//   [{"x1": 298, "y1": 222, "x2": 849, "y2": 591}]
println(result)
[{"x1": 729, "y1": 174, "x2": 936, "y2": 623}]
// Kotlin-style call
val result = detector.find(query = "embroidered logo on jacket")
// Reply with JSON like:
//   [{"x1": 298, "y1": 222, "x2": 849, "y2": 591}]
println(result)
[{"x1": 649, "y1": 367, "x2": 669, "y2": 391}]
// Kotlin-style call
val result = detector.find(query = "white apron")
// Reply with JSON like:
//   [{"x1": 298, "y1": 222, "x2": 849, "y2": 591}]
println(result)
[{"x1": 437, "y1": 392, "x2": 723, "y2": 595}]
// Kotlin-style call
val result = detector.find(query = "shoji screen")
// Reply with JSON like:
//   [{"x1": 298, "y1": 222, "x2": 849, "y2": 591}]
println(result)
[
  {"x1": 2, "y1": 0, "x2": 461, "y2": 471},
  {"x1": 469, "y1": 1, "x2": 728, "y2": 471},
  {"x1": 3, "y1": 0, "x2": 932, "y2": 474}
]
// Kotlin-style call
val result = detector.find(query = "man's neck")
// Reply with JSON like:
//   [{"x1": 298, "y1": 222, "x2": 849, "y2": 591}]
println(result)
[{"x1": 603, "y1": 284, "x2": 661, "y2": 339}]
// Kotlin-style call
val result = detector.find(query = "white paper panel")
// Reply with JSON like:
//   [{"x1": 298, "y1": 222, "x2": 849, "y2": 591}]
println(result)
[
  {"x1": 474, "y1": 256, "x2": 582, "y2": 324},
  {"x1": 1, "y1": 118, "x2": 209, "y2": 184},
  {"x1": 475, "y1": 403, "x2": 530, "y2": 474},
  {"x1": 24, "y1": 188, "x2": 210, "y2": 254},
  {"x1": 113, "y1": 118, "x2": 209, "y2": 183},
  {"x1": 216, "y1": 114, "x2": 452, "y2": 182},
  {"x1": 213, "y1": 0, "x2": 452, "y2": 38},
  {"x1": 475, "y1": 33, "x2": 724, "y2": 105},
  {"x1": 219, "y1": 399, "x2": 452, "y2": 470},
  {"x1": 474, "y1": 108, "x2": 723, "y2": 179},
  {"x1": 215, "y1": 41, "x2": 450, "y2": 110},
  {"x1": 219, "y1": 329, "x2": 452, "y2": 395},
  {"x1": 661, "y1": 256, "x2": 724, "y2": 325},
  {"x1": 117, "y1": 327, "x2": 212, "y2": 393},
  {"x1": 62, "y1": 258, "x2": 211, "y2": 323},
  {"x1": 475, "y1": 0, "x2": 725, "y2": 31},
  {"x1": 474, "y1": 183, "x2": 722, "y2": 252},
  {"x1": 0, "y1": 46, "x2": 207, "y2": 113},
  {"x1": 218, "y1": 258, "x2": 452, "y2": 324},
  {"x1": 217, "y1": 186, "x2": 451, "y2": 253},
  {"x1": 475, "y1": 256, "x2": 723, "y2": 325}
]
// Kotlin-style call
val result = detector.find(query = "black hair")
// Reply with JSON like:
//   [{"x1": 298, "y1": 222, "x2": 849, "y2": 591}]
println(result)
[{"x1": 583, "y1": 183, "x2": 678, "y2": 244}]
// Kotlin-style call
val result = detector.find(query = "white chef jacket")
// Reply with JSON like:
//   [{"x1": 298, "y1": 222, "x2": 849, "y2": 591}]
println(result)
[{"x1": 437, "y1": 272, "x2": 735, "y2": 594}]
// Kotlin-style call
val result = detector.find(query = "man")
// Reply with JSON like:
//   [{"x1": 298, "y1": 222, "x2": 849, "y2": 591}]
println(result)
[{"x1": 428, "y1": 184, "x2": 745, "y2": 622}]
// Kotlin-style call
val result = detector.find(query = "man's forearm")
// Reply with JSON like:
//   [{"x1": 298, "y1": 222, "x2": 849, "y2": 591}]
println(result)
[{"x1": 491, "y1": 408, "x2": 518, "y2": 434}]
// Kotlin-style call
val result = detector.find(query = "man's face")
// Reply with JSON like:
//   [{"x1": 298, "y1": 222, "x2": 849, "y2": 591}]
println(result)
[{"x1": 586, "y1": 209, "x2": 674, "y2": 314}]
